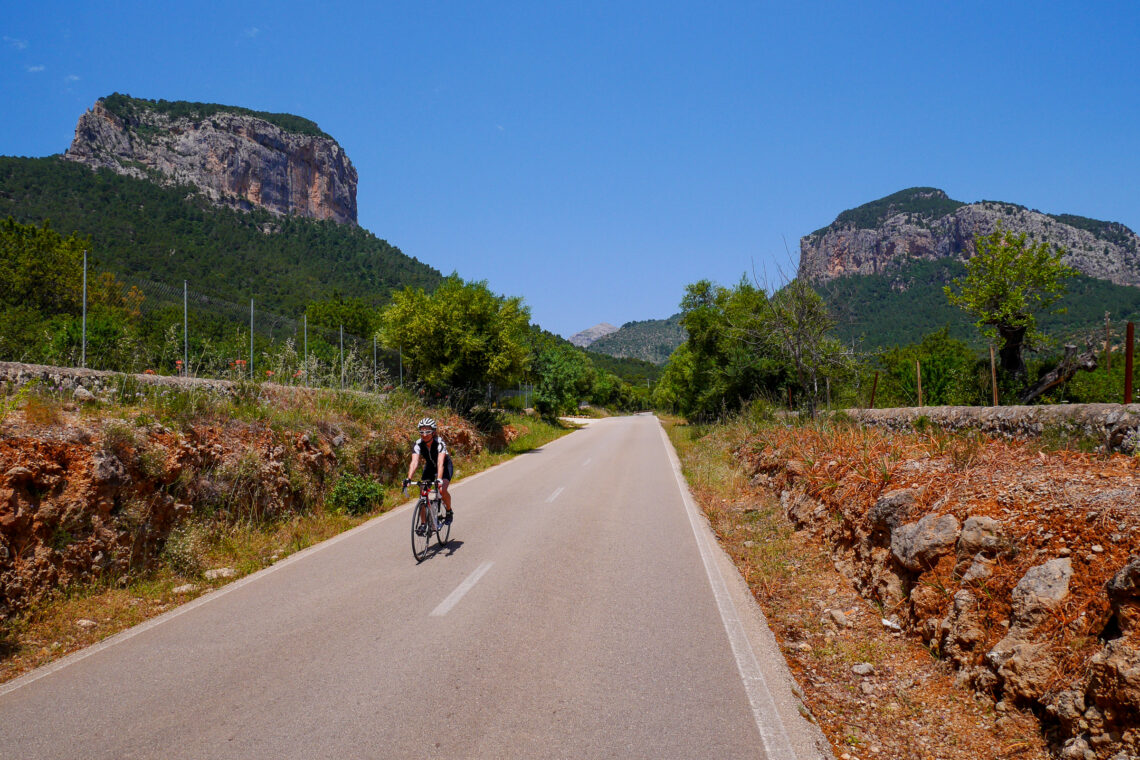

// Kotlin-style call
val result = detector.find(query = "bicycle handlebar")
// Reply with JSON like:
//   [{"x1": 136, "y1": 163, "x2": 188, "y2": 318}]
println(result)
[{"x1": 402, "y1": 478, "x2": 442, "y2": 496}]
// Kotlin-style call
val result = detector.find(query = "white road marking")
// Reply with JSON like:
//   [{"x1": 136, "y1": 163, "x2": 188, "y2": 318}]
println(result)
[
  {"x1": 658, "y1": 424, "x2": 800, "y2": 759},
  {"x1": 431, "y1": 562, "x2": 493, "y2": 617},
  {"x1": 545, "y1": 486, "x2": 564, "y2": 503},
  {"x1": 582, "y1": 457, "x2": 592, "y2": 467}
]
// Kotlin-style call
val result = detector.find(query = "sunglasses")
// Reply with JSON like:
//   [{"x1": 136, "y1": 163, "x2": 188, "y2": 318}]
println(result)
[{"x1": 419, "y1": 429, "x2": 434, "y2": 435}]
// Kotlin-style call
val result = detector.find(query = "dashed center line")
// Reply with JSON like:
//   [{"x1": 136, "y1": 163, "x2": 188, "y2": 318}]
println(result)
[
  {"x1": 546, "y1": 486, "x2": 564, "y2": 503},
  {"x1": 431, "y1": 562, "x2": 493, "y2": 617}
]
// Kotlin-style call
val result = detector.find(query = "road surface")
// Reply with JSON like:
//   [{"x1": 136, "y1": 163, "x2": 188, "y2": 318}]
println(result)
[{"x1": 0, "y1": 414, "x2": 830, "y2": 759}]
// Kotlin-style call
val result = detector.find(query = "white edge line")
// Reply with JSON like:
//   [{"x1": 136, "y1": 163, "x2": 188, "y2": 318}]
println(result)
[
  {"x1": 545, "y1": 486, "x2": 564, "y2": 503},
  {"x1": 431, "y1": 562, "x2": 493, "y2": 617},
  {"x1": 1, "y1": 422, "x2": 594, "y2": 697},
  {"x1": 657, "y1": 422, "x2": 799, "y2": 759}
]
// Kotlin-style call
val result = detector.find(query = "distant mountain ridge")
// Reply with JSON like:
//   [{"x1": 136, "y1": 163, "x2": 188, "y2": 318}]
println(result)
[
  {"x1": 588, "y1": 315, "x2": 685, "y2": 365},
  {"x1": 568, "y1": 323, "x2": 619, "y2": 347},
  {"x1": 64, "y1": 94, "x2": 358, "y2": 224},
  {"x1": 799, "y1": 187, "x2": 1140, "y2": 287}
]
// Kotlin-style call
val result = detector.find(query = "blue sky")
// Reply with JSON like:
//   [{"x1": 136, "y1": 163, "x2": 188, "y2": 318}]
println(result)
[{"x1": 3, "y1": 1, "x2": 1138, "y2": 339}]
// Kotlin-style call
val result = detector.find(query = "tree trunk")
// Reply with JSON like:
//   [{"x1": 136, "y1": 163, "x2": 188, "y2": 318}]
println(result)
[
  {"x1": 1019, "y1": 341, "x2": 1099, "y2": 404},
  {"x1": 997, "y1": 324, "x2": 1027, "y2": 378}
]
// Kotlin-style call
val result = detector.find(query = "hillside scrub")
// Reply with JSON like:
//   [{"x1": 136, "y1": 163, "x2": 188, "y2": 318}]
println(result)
[
  {"x1": 0, "y1": 378, "x2": 570, "y2": 681},
  {"x1": 728, "y1": 414, "x2": 1139, "y2": 759}
]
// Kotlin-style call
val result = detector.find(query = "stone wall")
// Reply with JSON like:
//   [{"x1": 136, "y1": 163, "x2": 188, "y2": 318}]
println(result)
[{"x1": 845, "y1": 403, "x2": 1140, "y2": 453}]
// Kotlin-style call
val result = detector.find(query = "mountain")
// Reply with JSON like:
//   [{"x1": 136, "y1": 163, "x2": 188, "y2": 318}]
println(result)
[
  {"x1": 0, "y1": 156, "x2": 436, "y2": 317},
  {"x1": 568, "y1": 322, "x2": 619, "y2": 347},
  {"x1": 800, "y1": 187, "x2": 1140, "y2": 287},
  {"x1": 588, "y1": 315, "x2": 685, "y2": 365},
  {"x1": 64, "y1": 94, "x2": 357, "y2": 224}
]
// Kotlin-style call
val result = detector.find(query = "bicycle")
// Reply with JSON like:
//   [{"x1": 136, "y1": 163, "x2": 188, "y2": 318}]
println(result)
[{"x1": 404, "y1": 479, "x2": 450, "y2": 562}]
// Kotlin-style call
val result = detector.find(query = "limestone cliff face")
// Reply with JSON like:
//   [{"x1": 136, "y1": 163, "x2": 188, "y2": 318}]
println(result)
[
  {"x1": 799, "y1": 189, "x2": 1140, "y2": 287},
  {"x1": 64, "y1": 98, "x2": 358, "y2": 224}
]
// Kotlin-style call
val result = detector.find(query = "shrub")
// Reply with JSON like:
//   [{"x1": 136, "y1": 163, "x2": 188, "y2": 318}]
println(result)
[{"x1": 327, "y1": 473, "x2": 385, "y2": 515}]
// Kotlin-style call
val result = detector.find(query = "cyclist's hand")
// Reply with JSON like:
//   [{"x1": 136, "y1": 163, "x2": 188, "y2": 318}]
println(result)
[{"x1": 403, "y1": 478, "x2": 411, "y2": 487}]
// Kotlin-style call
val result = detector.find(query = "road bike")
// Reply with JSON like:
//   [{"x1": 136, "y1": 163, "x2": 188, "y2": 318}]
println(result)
[{"x1": 405, "y1": 479, "x2": 449, "y2": 562}]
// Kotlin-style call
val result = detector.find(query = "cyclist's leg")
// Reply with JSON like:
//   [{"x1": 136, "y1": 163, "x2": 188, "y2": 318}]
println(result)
[{"x1": 440, "y1": 460, "x2": 454, "y2": 512}]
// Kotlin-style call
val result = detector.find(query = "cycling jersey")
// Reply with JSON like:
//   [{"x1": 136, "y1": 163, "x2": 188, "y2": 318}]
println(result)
[{"x1": 412, "y1": 435, "x2": 452, "y2": 480}]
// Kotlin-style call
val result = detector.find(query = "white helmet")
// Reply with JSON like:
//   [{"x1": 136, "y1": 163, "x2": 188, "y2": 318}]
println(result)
[{"x1": 417, "y1": 417, "x2": 437, "y2": 431}]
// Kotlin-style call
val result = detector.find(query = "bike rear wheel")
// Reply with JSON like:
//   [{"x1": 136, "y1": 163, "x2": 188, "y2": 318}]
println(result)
[
  {"x1": 433, "y1": 497, "x2": 450, "y2": 546},
  {"x1": 411, "y1": 498, "x2": 431, "y2": 562}
]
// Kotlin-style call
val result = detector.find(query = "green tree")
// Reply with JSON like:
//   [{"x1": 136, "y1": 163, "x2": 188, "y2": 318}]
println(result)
[
  {"x1": 944, "y1": 224, "x2": 1073, "y2": 378},
  {"x1": 532, "y1": 344, "x2": 595, "y2": 416},
  {"x1": 0, "y1": 217, "x2": 89, "y2": 314},
  {"x1": 306, "y1": 295, "x2": 381, "y2": 337},
  {"x1": 379, "y1": 275, "x2": 530, "y2": 400}
]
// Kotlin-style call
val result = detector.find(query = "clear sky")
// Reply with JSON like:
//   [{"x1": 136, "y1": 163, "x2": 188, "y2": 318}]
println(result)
[{"x1": 3, "y1": 1, "x2": 1138, "y2": 339}]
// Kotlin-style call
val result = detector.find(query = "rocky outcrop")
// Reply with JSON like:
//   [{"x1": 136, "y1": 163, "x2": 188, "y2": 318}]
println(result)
[
  {"x1": 568, "y1": 323, "x2": 619, "y2": 348},
  {"x1": 740, "y1": 423, "x2": 1140, "y2": 758},
  {"x1": 799, "y1": 189, "x2": 1140, "y2": 287},
  {"x1": 64, "y1": 97, "x2": 358, "y2": 224}
]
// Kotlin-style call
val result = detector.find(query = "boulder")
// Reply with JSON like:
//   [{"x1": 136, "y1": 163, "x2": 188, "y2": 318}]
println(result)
[
  {"x1": 1107, "y1": 557, "x2": 1140, "y2": 633},
  {"x1": 1011, "y1": 558, "x2": 1073, "y2": 628},
  {"x1": 868, "y1": 488, "x2": 916, "y2": 533},
  {"x1": 958, "y1": 515, "x2": 1005, "y2": 557},
  {"x1": 890, "y1": 513, "x2": 960, "y2": 571}
]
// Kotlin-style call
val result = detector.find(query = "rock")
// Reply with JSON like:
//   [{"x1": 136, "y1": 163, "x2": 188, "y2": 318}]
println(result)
[
  {"x1": 852, "y1": 663, "x2": 875, "y2": 676},
  {"x1": 66, "y1": 98, "x2": 358, "y2": 224},
  {"x1": 1059, "y1": 736, "x2": 1094, "y2": 760},
  {"x1": 868, "y1": 489, "x2": 916, "y2": 533},
  {"x1": 880, "y1": 616, "x2": 902, "y2": 632},
  {"x1": 172, "y1": 584, "x2": 197, "y2": 594},
  {"x1": 800, "y1": 190, "x2": 1140, "y2": 288},
  {"x1": 74, "y1": 386, "x2": 95, "y2": 401},
  {"x1": 958, "y1": 515, "x2": 1005, "y2": 557},
  {"x1": 890, "y1": 513, "x2": 961, "y2": 571},
  {"x1": 204, "y1": 567, "x2": 236, "y2": 580},
  {"x1": 1011, "y1": 558, "x2": 1073, "y2": 627},
  {"x1": 985, "y1": 637, "x2": 1058, "y2": 701},
  {"x1": 75, "y1": 618, "x2": 97, "y2": 629},
  {"x1": 827, "y1": 609, "x2": 850, "y2": 627},
  {"x1": 961, "y1": 554, "x2": 994, "y2": 583},
  {"x1": 1107, "y1": 557, "x2": 1140, "y2": 633}
]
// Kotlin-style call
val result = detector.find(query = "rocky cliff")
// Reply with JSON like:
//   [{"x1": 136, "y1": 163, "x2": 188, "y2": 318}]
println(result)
[
  {"x1": 63, "y1": 95, "x2": 358, "y2": 224},
  {"x1": 799, "y1": 188, "x2": 1140, "y2": 287},
  {"x1": 568, "y1": 323, "x2": 619, "y2": 348}
]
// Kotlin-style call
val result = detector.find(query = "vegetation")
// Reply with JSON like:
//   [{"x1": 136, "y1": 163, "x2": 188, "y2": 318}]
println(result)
[
  {"x1": 944, "y1": 224, "x2": 1074, "y2": 377},
  {"x1": 809, "y1": 187, "x2": 965, "y2": 236},
  {"x1": 379, "y1": 275, "x2": 531, "y2": 405},
  {"x1": 587, "y1": 314, "x2": 686, "y2": 365},
  {"x1": 101, "y1": 93, "x2": 333, "y2": 140},
  {"x1": 822, "y1": 258, "x2": 1140, "y2": 353},
  {"x1": 0, "y1": 157, "x2": 441, "y2": 316}
]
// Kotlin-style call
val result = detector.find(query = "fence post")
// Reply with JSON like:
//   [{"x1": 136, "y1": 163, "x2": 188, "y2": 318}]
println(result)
[
  {"x1": 81, "y1": 250, "x2": 87, "y2": 369},
  {"x1": 183, "y1": 280, "x2": 188, "y2": 377},
  {"x1": 399, "y1": 347, "x2": 403, "y2": 387},
  {"x1": 1126, "y1": 322, "x2": 1134, "y2": 404},
  {"x1": 1106, "y1": 312, "x2": 1112, "y2": 373},
  {"x1": 869, "y1": 371, "x2": 878, "y2": 409},
  {"x1": 990, "y1": 345, "x2": 998, "y2": 406},
  {"x1": 916, "y1": 360, "x2": 923, "y2": 407},
  {"x1": 373, "y1": 335, "x2": 377, "y2": 392},
  {"x1": 249, "y1": 298, "x2": 254, "y2": 380},
  {"x1": 303, "y1": 314, "x2": 308, "y2": 386},
  {"x1": 340, "y1": 325, "x2": 344, "y2": 390}
]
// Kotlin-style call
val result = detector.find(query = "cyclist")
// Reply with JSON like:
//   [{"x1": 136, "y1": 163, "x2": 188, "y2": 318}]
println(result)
[{"x1": 404, "y1": 417, "x2": 454, "y2": 526}]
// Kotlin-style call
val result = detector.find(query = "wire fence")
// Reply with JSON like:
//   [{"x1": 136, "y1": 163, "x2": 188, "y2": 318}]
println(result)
[{"x1": 27, "y1": 256, "x2": 407, "y2": 393}]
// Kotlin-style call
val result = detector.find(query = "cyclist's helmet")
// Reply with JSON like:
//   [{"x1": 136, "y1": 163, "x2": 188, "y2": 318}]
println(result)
[{"x1": 417, "y1": 417, "x2": 437, "y2": 431}]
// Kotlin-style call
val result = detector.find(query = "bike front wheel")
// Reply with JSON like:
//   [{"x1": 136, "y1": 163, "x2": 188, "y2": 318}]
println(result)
[
  {"x1": 433, "y1": 497, "x2": 450, "y2": 546},
  {"x1": 411, "y1": 498, "x2": 431, "y2": 562}
]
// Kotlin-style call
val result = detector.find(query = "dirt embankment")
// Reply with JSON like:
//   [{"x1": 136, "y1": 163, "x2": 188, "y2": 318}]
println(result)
[
  {"x1": 0, "y1": 391, "x2": 488, "y2": 629},
  {"x1": 739, "y1": 423, "x2": 1139, "y2": 760}
]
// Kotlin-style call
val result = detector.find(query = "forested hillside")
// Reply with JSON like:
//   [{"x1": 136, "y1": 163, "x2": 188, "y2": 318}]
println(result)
[
  {"x1": 588, "y1": 314, "x2": 685, "y2": 364},
  {"x1": 822, "y1": 259, "x2": 1140, "y2": 351},
  {"x1": 0, "y1": 156, "x2": 440, "y2": 314}
]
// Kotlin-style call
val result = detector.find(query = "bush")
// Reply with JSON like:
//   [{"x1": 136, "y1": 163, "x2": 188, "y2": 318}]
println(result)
[{"x1": 327, "y1": 473, "x2": 385, "y2": 515}]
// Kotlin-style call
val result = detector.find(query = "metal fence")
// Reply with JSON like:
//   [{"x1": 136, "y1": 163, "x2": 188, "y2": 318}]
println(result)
[{"x1": 61, "y1": 254, "x2": 406, "y2": 392}]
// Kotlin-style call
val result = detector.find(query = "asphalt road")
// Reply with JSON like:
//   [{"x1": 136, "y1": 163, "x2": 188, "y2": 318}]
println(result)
[{"x1": 0, "y1": 414, "x2": 830, "y2": 759}]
